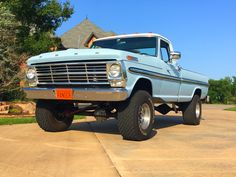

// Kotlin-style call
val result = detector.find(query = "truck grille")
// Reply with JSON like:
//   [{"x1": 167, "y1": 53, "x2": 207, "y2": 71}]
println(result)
[{"x1": 33, "y1": 61, "x2": 109, "y2": 85}]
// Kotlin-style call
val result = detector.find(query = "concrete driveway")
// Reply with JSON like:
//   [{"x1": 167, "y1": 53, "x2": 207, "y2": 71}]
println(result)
[{"x1": 0, "y1": 104, "x2": 236, "y2": 177}]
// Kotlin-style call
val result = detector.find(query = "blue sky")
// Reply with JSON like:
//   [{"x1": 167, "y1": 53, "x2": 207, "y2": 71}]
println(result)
[{"x1": 56, "y1": 0, "x2": 236, "y2": 79}]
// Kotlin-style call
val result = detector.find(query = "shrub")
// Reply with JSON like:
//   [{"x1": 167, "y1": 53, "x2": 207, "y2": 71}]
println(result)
[{"x1": 9, "y1": 105, "x2": 23, "y2": 114}]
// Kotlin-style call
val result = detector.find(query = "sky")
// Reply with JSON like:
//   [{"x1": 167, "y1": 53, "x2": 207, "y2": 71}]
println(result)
[{"x1": 56, "y1": 0, "x2": 236, "y2": 80}]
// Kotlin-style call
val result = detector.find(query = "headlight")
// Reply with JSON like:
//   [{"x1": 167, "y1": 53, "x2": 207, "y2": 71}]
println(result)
[
  {"x1": 107, "y1": 62, "x2": 126, "y2": 88},
  {"x1": 108, "y1": 64, "x2": 121, "y2": 78},
  {"x1": 24, "y1": 67, "x2": 37, "y2": 87},
  {"x1": 26, "y1": 68, "x2": 36, "y2": 80}
]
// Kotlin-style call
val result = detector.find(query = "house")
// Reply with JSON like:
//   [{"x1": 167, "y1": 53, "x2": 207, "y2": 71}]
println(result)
[{"x1": 61, "y1": 18, "x2": 115, "y2": 49}]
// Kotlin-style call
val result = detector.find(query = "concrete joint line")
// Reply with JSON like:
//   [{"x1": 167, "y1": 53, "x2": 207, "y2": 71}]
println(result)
[{"x1": 87, "y1": 122, "x2": 122, "y2": 177}]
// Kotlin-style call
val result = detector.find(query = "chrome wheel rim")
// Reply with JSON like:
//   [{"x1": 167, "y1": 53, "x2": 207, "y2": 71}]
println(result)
[
  {"x1": 196, "y1": 102, "x2": 201, "y2": 118},
  {"x1": 139, "y1": 103, "x2": 151, "y2": 130}
]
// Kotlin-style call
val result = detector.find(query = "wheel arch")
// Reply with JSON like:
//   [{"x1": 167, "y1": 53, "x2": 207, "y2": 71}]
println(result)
[
  {"x1": 193, "y1": 88, "x2": 202, "y2": 98},
  {"x1": 131, "y1": 78, "x2": 153, "y2": 96}
]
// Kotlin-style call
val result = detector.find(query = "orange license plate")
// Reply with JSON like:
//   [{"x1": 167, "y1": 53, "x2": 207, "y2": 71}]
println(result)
[{"x1": 55, "y1": 89, "x2": 73, "y2": 100}]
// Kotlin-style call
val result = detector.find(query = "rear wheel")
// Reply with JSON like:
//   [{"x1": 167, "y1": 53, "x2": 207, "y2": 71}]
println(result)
[
  {"x1": 36, "y1": 100, "x2": 74, "y2": 132},
  {"x1": 182, "y1": 95, "x2": 202, "y2": 125},
  {"x1": 117, "y1": 90, "x2": 154, "y2": 141}
]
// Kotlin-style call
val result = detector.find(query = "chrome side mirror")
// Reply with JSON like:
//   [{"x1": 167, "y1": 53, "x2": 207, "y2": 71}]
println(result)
[{"x1": 170, "y1": 51, "x2": 181, "y2": 60}]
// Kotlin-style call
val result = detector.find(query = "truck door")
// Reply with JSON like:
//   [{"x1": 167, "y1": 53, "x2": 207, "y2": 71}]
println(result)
[{"x1": 159, "y1": 39, "x2": 181, "y2": 102}]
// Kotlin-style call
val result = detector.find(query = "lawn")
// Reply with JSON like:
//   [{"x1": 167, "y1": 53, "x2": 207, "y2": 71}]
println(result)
[
  {"x1": 0, "y1": 115, "x2": 85, "y2": 125},
  {"x1": 224, "y1": 107, "x2": 236, "y2": 111}
]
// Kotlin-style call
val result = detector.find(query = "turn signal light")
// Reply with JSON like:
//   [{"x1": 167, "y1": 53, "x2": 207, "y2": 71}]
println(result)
[{"x1": 127, "y1": 55, "x2": 138, "y2": 61}]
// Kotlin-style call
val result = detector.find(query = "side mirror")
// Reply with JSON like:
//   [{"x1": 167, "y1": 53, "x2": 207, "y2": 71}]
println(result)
[{"x1": 170, "y1": 51, "x2": 181, "y2": 60}]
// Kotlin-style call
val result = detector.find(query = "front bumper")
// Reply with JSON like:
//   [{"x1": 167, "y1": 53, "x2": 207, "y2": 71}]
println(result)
[{"x1": 23, "y1": 87, "x2": 129, "y2": 102}]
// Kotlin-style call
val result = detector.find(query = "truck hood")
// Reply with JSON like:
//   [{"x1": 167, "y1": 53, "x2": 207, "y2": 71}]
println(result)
[{"x1": 27, "y1": 48, "x2": 141, "y2": 65}]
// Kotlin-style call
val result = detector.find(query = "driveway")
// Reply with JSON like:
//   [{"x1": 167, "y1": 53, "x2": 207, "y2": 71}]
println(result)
[{"x1": 0, "y1": 104, "x2": 235, "y2": 177}]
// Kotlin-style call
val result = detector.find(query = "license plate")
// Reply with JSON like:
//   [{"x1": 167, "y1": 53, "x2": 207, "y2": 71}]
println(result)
[{"x1": 55, "y1": 89, "x2": 73, "y2": 100}]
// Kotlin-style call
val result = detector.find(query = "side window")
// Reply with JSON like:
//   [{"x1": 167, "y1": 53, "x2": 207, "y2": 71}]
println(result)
[{"x1": 160, "y1": 40, "x2": 170, "y2": 62}]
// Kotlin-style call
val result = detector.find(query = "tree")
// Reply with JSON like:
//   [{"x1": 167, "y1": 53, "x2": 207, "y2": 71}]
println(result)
[
  {"x1": 4, "y1": 0, "x2": 73, "y2": 55},
  {"x1": 0, "y1": 2, "x2": 23, "y2": 100},
  {"x1": 208, "y1": 77, "x2": 232, "y2": 104},
  {"x1": 23, "y1": 32, "x2": 62, "y2": 55},
  {"x1": 0, "y1": 1, "x2": 74, "y2": 100},
  {"x1": 232, "y1": 76, "x2": 236, "y2": 97}
]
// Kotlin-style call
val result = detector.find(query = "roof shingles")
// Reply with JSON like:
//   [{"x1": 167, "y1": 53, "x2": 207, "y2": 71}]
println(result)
[{"x1": 61, "y1": 19, "x2": 115, "y2": 49}]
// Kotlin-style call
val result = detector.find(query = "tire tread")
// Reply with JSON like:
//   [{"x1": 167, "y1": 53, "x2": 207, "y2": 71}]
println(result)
[
  {"x1": 117, "y1": 90, "x2": 154, "y2": 141},
  {"x1": 182, "y1": 95, "x2": 201, "y2": 125},
  {"x1": 36, "y1": 101, "x2": 73, "y2": 132}
]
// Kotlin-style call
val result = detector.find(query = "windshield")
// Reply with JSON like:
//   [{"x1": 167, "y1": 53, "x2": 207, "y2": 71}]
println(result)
[{"x1": 92, "y1": 37, "x2": 157, "y2": 57}]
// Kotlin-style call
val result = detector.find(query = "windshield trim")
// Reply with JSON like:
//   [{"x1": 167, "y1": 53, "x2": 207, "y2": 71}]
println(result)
[{"x1": 92, "y1": 37, "x2": 158, "y2": 57}]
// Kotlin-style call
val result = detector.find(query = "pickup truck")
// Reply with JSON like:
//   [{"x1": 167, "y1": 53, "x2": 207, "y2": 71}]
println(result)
[{"x1": 24, "y1": 33, "x2": 209, "y2": 141}]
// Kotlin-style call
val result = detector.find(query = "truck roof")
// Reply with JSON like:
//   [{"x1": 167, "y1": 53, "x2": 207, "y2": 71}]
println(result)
[{"x1": 95, "y1": 33, "x2": 170, "y2": 42}]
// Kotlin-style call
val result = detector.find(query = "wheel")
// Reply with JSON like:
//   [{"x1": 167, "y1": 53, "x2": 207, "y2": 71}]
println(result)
[
  {"x1": 117, "y1": 90, "x2": 154, "y2": 141},
  {"x1": 182, "y1": 95, "x2": 202, "y2": 125},
  {"x1": 35, "y1": 100, "x2": 74, "y2": 132}
]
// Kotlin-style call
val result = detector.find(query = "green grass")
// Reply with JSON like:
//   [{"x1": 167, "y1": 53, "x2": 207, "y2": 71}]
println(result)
[
  {"x1": 74, "y1": 115, "x2": 85, "y2": 120},
  {"x1": 0, "y1": 117, "x2": 36, "y2": 125},
  {"x1": 0, "y1": 115, "x2": 85, "y2": 125},
  {"x1": 224, "y1": 107, "x2": 236, "y2": 111}
]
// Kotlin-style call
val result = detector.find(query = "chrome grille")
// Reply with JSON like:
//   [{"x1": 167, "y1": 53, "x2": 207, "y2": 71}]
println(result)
[{"x1": 34, "y1": 62, "x2": 109, "y2": 85}]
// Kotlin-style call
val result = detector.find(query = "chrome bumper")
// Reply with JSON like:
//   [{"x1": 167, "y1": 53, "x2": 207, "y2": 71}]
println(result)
[{"x1": 24, "y1": 87, "x2": 129, "y2": 101}]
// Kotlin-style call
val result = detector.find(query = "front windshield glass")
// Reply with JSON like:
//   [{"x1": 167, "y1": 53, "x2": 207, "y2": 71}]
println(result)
[{"x1": 92, "y1": 37, "x2": 157, "y2": 57}]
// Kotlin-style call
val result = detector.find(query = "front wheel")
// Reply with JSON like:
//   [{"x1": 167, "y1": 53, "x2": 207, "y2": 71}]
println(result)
[
  {"x1": 182, "y1": 95, "x2": 202, "y2": 125},
  {"x1": 117, "y1": 90, "x2": 154, "y2": 141},
  {"x1": 36, "y1": 100, "x2": 74, "y2": 132}
]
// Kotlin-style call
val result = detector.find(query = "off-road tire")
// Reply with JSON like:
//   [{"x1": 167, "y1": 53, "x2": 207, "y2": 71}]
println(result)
[
  {"x1": 117, "y1": 90, "x2": 154, "y2": 141},
  {"x1": 182, "y1": 95, "x2": 202, "y2": 125},
  {"x1": 36, "y1": 100, "x2": 74, "y2": 132}
]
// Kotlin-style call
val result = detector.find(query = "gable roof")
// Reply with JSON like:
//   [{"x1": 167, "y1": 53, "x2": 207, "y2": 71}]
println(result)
[
  {"x1": 61, "y1": 18, "x2": 115, "y2": 49},
  {"x1": 84, "y1": 32, "x2": 98, "y2": 47}
]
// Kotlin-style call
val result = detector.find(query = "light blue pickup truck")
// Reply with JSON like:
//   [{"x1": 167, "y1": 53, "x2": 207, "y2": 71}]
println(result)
[{"x1": 24, "y1": 33, "x2": 209, "y2": 141}]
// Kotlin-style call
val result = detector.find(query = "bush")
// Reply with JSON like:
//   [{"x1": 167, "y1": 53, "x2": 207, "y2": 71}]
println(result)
[
  {"x1": 1, "y1": 89, "x2": 26, "y2": 101},
  {"x1": 208, "y1": 77, "x2": 236, "y2": 104},
  {"x1": 9, "y1": 105, "x2": 23, "y2": 114},
  {"x1": 228, "y1": 97, "x2": 236, "y2": 105}
]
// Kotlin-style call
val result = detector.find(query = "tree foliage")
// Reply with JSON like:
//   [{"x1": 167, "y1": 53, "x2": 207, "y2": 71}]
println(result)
[
  {"x1": 0, "y1": 1, "x2": 73, "y2": 100},
  {"x1": 208, "y1": 77, "x2": 236, "y2": 104},
  {"x1": 23, "y1": 32, "x2": 62, "y2": 55},
  {"x1": 232, "y1": 77, "x2": 236, "y2": 97},
  {"x1": 3, "y1": 0, "x2": 73, "y2": 55},
  {"x1": 5, "y1": 0, "x2": 73, "y2": 32},
  {"x1": 0, "y1": 2, "x2": 22, "y2": 99}
]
